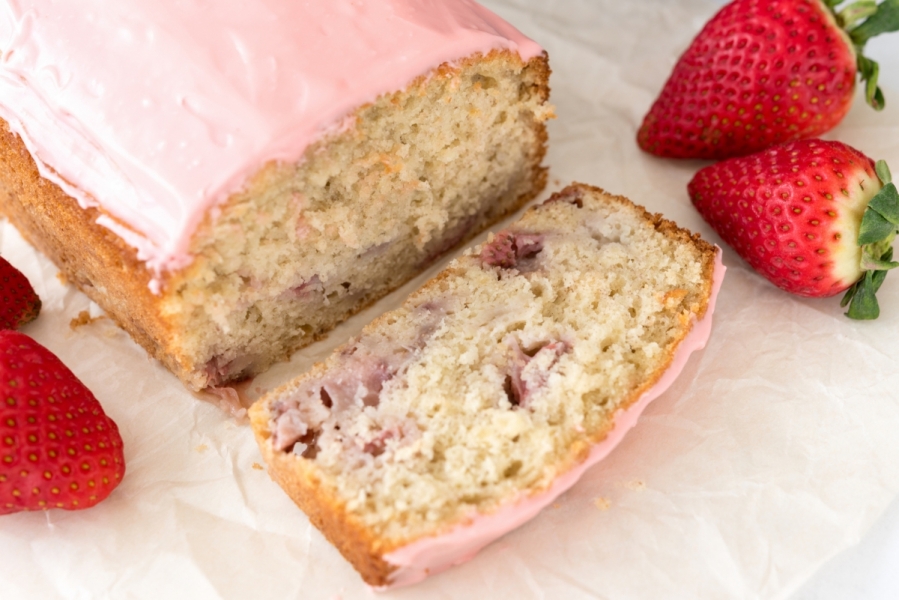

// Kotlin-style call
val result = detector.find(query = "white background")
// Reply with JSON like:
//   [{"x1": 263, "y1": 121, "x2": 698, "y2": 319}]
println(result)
[{"x1": 2, "y1": 1, "x2": 899, "y2": 598}]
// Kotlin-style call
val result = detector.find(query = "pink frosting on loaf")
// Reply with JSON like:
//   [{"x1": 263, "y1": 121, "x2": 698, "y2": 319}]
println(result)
[
  {"x1": 0, "y1": 0, "x2": 542, "y2": 282},
  {"x1": 377, "y1": 249, "x2": 726, "y2": 590}
]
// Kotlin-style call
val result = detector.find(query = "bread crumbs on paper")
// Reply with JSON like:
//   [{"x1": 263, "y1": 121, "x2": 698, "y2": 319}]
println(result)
[
  {"x1": 195, "y1": 444, "x2": 208, "y2": 453},
  {"x1": 594, "y1": 498, "x2": 611, "y2": 511},
  {"x1": 69, "y1": 310, "x2": 107, "y2": 330},
  {"x1": 252, "y1": 462, "x2": 264, "y2": 470},
  {"x1": 624, "y1": 480, "x2": 646, "y2": 492}
]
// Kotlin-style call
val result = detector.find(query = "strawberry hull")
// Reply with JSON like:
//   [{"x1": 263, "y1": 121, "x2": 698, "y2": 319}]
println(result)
[{"x1": 688, "y1": 139, "x2": 882, "y2": 298}]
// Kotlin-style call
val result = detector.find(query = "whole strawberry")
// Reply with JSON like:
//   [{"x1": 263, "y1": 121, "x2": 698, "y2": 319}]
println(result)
[
  {"x1": 688, "y1": 139, "x2": 898, "y2": 319},
  {"x1": 0, "y1": 331, "x2": 125, "y2": 514},
  {"x1": 638, "y1": 0, "x2": 899, "y2": 159},
  {"x1": 0, "y1": 256, "x2": 41, "y2": 330}
]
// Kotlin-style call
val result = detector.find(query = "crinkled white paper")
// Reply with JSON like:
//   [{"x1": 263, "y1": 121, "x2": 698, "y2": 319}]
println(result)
[{"x1": 2, "y1": 1, "x2": 899, "y2": 598}]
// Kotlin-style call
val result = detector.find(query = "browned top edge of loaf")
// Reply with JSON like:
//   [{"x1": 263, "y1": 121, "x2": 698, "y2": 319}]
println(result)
[
  {"x1": 0, "y1": 48, "x2": 551, "y2": 391},
  {"x1": 249, "y1": 182, "x2": 719, "y2": 586}
]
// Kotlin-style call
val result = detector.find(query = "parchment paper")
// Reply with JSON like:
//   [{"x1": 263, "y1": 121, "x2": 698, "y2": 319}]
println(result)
[{"x1": 2, "y1": 1, "x2": 899, "y2": 598}]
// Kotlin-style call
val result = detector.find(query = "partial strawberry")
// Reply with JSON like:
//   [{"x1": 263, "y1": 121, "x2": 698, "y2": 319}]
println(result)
[
  {"x1": 688, "y1": 139, "x2": 898, "y2": 319},
  {"x1": 638, "y1": 0, "x2": 899, "y2": 159},
  {"x1": 0, "y1": 331, "x2": 125, "y2": 514},
  {"x1": 0, "y1": 256, "x2": 41, "y2": 330}
]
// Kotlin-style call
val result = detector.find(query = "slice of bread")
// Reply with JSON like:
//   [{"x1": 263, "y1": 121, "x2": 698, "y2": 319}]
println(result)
[{"x1": 249, "y1": 183, "x2": 723, "y2": 587}]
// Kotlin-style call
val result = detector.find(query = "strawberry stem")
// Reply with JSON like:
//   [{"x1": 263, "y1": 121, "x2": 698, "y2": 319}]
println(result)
[
  {"x1": 843, "y1": 159, "x2": 899, "y2": 319},
  {"x1": 839, "y1": 1, "x2": 879, "y2": 29}
]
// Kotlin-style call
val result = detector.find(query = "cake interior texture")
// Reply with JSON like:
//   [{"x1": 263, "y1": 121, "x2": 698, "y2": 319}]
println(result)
[
  {"x1": 0, "y1": 50, "x2": 551, "y2": 390},
  {"x1": 250, "y1": 184, "x2": 718, "y2": 584}
]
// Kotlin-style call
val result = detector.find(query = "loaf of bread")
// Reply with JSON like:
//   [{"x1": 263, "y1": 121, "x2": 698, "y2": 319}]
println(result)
[
  {"x1": 250, "y1": 183, "x2": 724, "y2": 587},
  {"x1": 0, "y1": 0, "x2": 551, "y2": 390}
]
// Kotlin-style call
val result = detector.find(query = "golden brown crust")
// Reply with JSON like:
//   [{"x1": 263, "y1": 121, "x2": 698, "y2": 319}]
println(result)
[
  {"x1": 0, "y1": 50, "x2": 551, "y2": 392},
  {"x1": 0, "y1": 121, "x2": 201, "y2": 382}
]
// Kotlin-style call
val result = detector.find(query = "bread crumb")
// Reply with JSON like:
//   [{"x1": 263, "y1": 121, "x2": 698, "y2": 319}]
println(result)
[
  {"x1": 56, "y1": 271, "x2": 69, "y2": 286},
  {"x1": 594, "y1": 497, "x2": 611, "y2": 511},
  {"x1": 195, "y1": 444, "x2": 208, "y2": 453},
  {"x1": 661, "y1": 289, "x2": 688, "y2": 310},
  {"x1": 252, "y1": 462, "x2": 264, "y2": 470},
  {"x1": 70, "y1": 311, "x2": 91, "y2": 329},
  {"x1": 70, "y1": 310, "x2": 107, "y2": 330},
  {"x1": 624, "y1": 480, "x2": 646, "y2": 491}
]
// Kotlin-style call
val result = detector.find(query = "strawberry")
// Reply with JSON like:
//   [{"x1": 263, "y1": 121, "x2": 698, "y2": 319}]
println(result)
[
  {"x1": 688, "y1": 139, "x2": 898, "y2": 319},
  {"x1": 638, "y1": 0, "x2": 899, "y2": 159},
  {"x1": 0, "y1": 256, "x2": 41, "y2": 330},
  {"x1": 0, "y1": 331, "x2": 125, "y2": 514}
]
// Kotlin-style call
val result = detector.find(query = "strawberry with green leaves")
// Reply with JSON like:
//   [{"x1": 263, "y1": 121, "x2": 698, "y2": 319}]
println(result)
[
  {"x1": 638, "y1": 0, "x2": 899, "y2": 159},
  {"x1": 0, "y1": 331, "x2": 125, "y2": 514},
  {"x1": 0, "y1": 256, "x2": 41, "y2": 330},
  {"x1": 688, "y1": 139, "x2": 898, "y2": 319}
]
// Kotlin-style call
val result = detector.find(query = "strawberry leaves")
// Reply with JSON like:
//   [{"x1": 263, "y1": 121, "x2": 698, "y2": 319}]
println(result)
[
  {"x1": 841, "y1": 0, "x2": 899, "y2": 110},
  {"x1": 857, "y1": 160, "x2": 897, "y2": 246},
  {"x1": 847, "y1": 0, "x2": 899, "y2": 42},
  {"x1": 842, "y1": 160, "x2": 899, "y2": 319},
  {"x1": 856, "y1": 55, "x2": 884, "y2": 110},
  {"x1": 841, "y1": 255, "x2": 891, "y2": 319}
]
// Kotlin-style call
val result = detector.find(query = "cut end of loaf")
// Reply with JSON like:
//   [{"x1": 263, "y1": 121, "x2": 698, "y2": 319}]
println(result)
[
  {"x1": 157, "y1": 50, "x2": 551, "y2": 390},
  {"x1": 250, "y1": 183, "x2": 720, "y2": 586}
]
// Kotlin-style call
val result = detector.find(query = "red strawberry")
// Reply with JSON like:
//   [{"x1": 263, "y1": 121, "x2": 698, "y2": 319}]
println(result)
[
  {"x1": 0, "y1": 256, "x2": 41, "y2": 330},
  {"x1": 638, "y1": 0, "x2": 899, "y2": 159},
  {"x1": 688, "y1": 139, "x2": 898, "y2": 319},
  {"x1": 0, "y1": 331, "x2": 125, "y2": 514}
]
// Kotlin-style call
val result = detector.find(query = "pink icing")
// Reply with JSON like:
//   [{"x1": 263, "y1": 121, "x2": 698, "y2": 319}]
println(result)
[
  {"x1": 0, "y1": 0, "x2": 542, "y2": 285},
  {"x1": 376, "y1": 250, "x2": 726, "y2": 590}
]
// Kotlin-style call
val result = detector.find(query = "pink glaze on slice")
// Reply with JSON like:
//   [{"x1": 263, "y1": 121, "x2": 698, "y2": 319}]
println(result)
[
  {"x1": 0, "y1": 0, "x2": 542, "y2": 285},
  {"x1": 376, "y1": 249, "x2": 726, "y2": 590}
]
